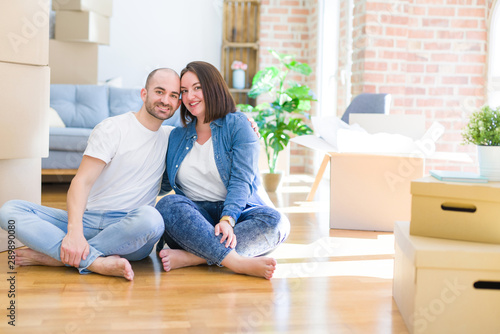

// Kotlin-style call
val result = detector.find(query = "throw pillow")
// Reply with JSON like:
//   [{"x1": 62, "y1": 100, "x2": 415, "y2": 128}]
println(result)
[{"x1": 49, "y1": 107, "x2": 66, "y2": 128}]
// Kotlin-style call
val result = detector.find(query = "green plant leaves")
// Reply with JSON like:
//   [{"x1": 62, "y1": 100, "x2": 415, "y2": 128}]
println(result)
[
  {"x1": 285, "y1": 61, "x2": 312, "y2": 76},
  {"x1": 269, "y1": 49, "x2": 294, "y2": 62},
  {"x1": 462, "y1": 105, "x2": 500, "y2": 146},
  {"x1": 285, "y1": 84, "x2": 314, "y2": 99},
  {"x1": 248, "y1": 67, "x2": 280, "y2": 99},
  {"x1": 242, "y1": 49, "x2": 316, "y2": 172},
  {"x1": 270, "y1": 49, "x2": 312, "y2": 75}
]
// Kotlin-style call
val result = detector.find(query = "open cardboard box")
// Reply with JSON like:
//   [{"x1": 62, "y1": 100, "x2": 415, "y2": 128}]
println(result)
[{"x1": 291, "y1": 114, "x2": 471, "y2": 232}]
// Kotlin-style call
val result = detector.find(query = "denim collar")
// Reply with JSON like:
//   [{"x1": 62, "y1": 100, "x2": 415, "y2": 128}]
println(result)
[{"x1": 186, "y1": 117, "x2": 224, "y2": 139}]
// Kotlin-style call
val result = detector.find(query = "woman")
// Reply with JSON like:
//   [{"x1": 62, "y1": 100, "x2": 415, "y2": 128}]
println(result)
[{"x1": 155, "y1": 61, "x2": 290, "y2": 279}]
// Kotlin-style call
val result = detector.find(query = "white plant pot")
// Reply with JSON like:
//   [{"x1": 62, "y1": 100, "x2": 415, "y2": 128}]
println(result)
[
  {"x1": 477, "y1": 145, "x2": 500, "y2": 181},
  {"x1": 232, "y1": 69, "x2": 245, "y2": 89}
]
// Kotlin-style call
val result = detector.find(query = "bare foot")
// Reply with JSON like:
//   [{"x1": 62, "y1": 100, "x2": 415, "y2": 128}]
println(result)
[
  {"x1": 15, "y1": 248, "x2": 64, "y2": 267},
  {"x1": 158, "y1": 249, "x2": 206, "y2": 272},
  {"x1": 222, "y1": 251, "x2": 277, "y2": 280},
  {"x1": 87, "y1": 255, "x2": 134, "y2": 281}
]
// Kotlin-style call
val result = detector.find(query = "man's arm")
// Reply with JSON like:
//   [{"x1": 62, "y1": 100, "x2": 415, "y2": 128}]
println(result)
[{"x1": 60, "y1": 155, "x2": 106, "y2": 268}]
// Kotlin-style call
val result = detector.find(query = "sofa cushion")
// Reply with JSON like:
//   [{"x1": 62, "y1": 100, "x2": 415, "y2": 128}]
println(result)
[
  {"x1": 49, "y1": 127, "x2": 92, "y2": 152},
  {"x1": 50, "y1": 84, "x2": 109, "y2": 128},
  {"x1": 49, "y1": 107, "x2": 66, "y2": 128},
  {"x1": 42, "y1": 150, "x2": 84, "y2": 170},
  {"x1": 109, "y1": 87, "x2": 143, "y2": 117}
]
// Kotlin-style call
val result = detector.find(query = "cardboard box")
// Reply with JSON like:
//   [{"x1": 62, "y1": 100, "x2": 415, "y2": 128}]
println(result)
[
  {"x1": 0, "y1": 0, "x2": 49, "y2": 66},
  {"x1": 0, "y1": 158, "x2": 42, "y2": 252},
  {"x1": 0, "y1": 62, "x2": 49, "y2": 160},
  {"x1": 291, "y1": 114, "x2": 472, "y2": 231},
  {"x1": 49, "y1": 39, "x2": 99, "y2": 84},
  {"x1": 393, "y1": 221, "x2": 500, "y2": 334},
  {"x1": 55, "y1": 10, "x2": 110, "y2": 45},
  {"x1": 331, "y1": 153, "x2": 424, "y2": 231},
  {"x1": 52, "y1": 0, "x2": 113, "y2": 17},
  {"x1": 410, "y1": 176, "x2": 500, "y2": 244}
]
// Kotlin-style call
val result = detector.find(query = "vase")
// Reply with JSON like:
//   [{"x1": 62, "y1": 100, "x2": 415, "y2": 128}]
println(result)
[
  {"x1": 232, "y1": 69, "x2": 245, "y2": 89},
  {"x1": 261, "y1": 171, "x2": 283, "y2": 192},
  {"x1": 477, "y1": 145, "x2": 500, "y2": 181}
]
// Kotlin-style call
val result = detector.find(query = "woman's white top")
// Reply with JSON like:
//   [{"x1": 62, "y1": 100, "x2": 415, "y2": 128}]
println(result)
[{"x1": 176, "y1": 137, "x2": 227, "y2": 202}]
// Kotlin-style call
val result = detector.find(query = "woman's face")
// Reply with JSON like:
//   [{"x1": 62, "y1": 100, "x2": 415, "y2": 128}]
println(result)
[{"x1": 180, "y1": 71, "x2": 205, "y2": 121}]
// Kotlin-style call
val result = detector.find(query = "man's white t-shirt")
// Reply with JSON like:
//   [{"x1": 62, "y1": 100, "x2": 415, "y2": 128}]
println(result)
[{"x1": 83, "y1": 112, "x2": 173, "y2": 212}]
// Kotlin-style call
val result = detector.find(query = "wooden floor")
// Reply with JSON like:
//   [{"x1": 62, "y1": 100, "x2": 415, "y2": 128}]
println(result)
[{"x1": 0, "y1": 175, "x2": 409, "y2": 334}]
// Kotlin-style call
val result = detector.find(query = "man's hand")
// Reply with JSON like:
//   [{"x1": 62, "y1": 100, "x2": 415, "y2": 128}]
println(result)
[
  {"x1": 214, "y1": 221, "x2": 237, "y2": 248},
  {"x1": 60, "y1": 231, "x2": 90, "y2": 268},
  {"x1": 247, "y1": 117, "x2": 261, "y2": 138}
]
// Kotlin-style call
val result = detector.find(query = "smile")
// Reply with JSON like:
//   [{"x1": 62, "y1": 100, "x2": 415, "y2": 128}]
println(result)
[{"x1": 156, "y1": 104, "x2": 170, "y2": 112}]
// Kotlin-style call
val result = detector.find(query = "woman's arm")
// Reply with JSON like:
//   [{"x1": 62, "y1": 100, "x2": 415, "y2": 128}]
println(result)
[
  {"x1": 221, "y1": 114, "x2": 260, "y2": 221},
  {"x1": 159, "y1": 161, "x2": 172, "y2": 196}
]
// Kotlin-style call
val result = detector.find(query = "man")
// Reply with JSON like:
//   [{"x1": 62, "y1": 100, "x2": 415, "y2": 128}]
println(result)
[{"x1": 0, "y1": 68, "x2": 181, "y2": 281}]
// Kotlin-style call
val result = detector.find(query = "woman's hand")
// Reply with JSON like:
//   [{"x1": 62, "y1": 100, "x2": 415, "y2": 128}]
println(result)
[{"x1": 214, "y1": 221, "x2": 237, "y2": 248}]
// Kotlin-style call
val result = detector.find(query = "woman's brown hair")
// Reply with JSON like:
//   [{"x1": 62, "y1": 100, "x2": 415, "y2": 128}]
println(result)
[{"x1": 180, "y1": 61, "x2": 236, "y2": 126}]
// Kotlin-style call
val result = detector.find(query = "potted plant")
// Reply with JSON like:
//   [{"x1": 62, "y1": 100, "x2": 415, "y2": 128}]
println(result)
[
  {"x1": 238, "y1": 49, "x2": 315, "y2": 191},
  {"x1": 462, "y1": 105, "x2": 500, "y2": 181}
]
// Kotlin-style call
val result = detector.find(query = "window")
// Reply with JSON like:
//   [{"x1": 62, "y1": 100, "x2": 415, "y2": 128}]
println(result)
[{"x1": 488, "y1": 2, "x2": 500, "y2": 108}]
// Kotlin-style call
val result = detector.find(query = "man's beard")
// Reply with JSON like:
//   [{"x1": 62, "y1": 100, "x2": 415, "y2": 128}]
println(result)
[{"x1": 145, "y1": 101, "x2": 173, "y2": 121}]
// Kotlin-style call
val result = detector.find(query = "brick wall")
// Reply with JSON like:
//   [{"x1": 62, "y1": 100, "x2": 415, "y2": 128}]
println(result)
[
  {"x1": 259, "y1": 0, "x2": 319, "y2": 173},
  {"x1": 259, "y1": 0, "x2": 496, "y2": 174},
  {"x1": 338, "y1": 0, "x2": 492, "y2": 172}
]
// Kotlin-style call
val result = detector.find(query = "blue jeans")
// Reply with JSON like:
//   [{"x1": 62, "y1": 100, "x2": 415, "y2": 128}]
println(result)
[
  {"x1": 0, "y1": 200, "x2": 164, "y2": 274},
  {"x1": 155, "y1": 195, "x2": 290, "y2": 266}
]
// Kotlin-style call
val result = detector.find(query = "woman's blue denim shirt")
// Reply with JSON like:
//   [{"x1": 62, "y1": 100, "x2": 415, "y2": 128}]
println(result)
[{"x1": 160, "y1": 111, "x2": 264, "y2": 221}]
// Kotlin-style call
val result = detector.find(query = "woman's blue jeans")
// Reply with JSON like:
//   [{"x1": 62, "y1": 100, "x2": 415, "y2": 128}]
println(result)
[
  {"x1": 155, "y1": 195, "x2": 290, "y2": 266},
  {"x1": 0, "y1": 200, "x2": 164, "y2": 273}
]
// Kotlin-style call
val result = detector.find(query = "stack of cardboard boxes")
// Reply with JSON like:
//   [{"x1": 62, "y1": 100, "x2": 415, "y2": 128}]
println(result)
[
  {"x1": 393, "y1": 177, "x2": 500, "y2": 333},
  {"x1": 0, "y1": 0, "x2": 51, "y2": 250},
  {"x1": 50, "y1": 0, "x2": 113, "y2": 84}
]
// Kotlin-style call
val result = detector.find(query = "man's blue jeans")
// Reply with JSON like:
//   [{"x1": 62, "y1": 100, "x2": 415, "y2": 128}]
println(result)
[
  {"x1": 155, "y1": 195, "x2": 290, "y2": 266},
  {"x1": 0, "y1": 200, "x2": 164, "y2": 273}
]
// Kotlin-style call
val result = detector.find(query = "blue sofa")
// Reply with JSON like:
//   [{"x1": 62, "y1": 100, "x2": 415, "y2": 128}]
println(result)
[{"x1": 42, "y1": 84, "x2": 181, "y2": 171}]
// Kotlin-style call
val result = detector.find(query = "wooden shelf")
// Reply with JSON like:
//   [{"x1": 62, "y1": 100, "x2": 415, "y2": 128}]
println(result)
[
  {"x1": 42, "y1": 169, "x2": 78, "y2": 176},
  {"x1": 229, "y1": 88, "x2": 251, "y2": 93},
  {"x1": 221, "y1": 0, "x2": 260, "y2": 106},
  {"x1": 222, "y1": 42, "x2": 259, "y2": 49}
]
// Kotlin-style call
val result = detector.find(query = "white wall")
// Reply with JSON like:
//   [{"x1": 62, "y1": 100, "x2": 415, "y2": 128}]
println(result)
[{"x1": 97, "y1": 0, "x2": 223, "y2": 88}]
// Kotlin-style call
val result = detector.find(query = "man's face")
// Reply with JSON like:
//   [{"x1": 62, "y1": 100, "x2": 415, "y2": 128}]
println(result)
[{"x1": 142, "y1": 71, "x2": 181, "y2": 121}]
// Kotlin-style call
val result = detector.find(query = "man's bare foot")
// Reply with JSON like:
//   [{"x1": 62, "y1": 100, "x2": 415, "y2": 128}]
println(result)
[
  {"x1": 15, "y1": 248, "x2": 64, "y2": 267},
  {"x1": 222, "y1": 251, "x2": 277, "y2": 280},
  {"x1": 158, "y1": 249, "x2": 206, "y2": 272},
  {"x1": 87, "y1": 255, "x2": 134, "y2": 281}
]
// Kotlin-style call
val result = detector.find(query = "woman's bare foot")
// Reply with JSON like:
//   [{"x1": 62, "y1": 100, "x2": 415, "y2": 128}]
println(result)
[
  {"x1": 87, "y1": 255, "x2": 134, "y2": 281},
  {"x1": 158, "y1": 249, "x2": 206, "y2": 272},
  {"x1": 15, "y1": 248, "x2": 64, "y2": 267},
  {"x1": 222, "y1": 251, "x2": 277, "y2": 280}
]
